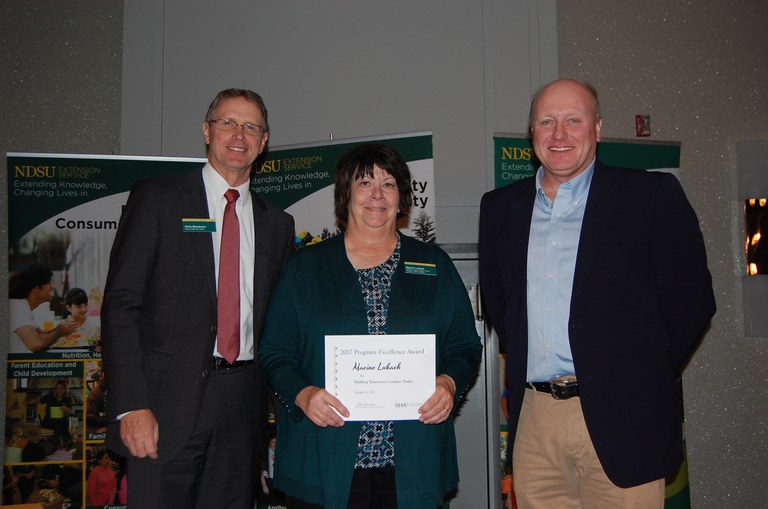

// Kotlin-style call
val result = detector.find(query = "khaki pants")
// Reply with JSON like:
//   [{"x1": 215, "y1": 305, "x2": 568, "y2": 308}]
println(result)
[{"x1": 512, "y1": 387, "x2": 664, "y2": 509}]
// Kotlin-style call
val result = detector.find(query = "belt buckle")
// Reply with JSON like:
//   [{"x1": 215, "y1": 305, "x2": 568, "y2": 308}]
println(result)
[
  {"x1": 212, "y1": 357, "x2": 228, "y2": 370},
  {"x1": 549, "y1": 378, "x2": 578, "y2": 400}
]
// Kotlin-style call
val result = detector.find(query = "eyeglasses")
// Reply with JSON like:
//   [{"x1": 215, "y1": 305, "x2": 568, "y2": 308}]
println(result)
[{"x1": 208, "y1": 118, "x2": 265, "y2": 137}]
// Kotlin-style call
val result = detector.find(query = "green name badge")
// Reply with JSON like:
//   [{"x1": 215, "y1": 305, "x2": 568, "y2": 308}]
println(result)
[
  {"x1": 404, "y1": 261, "x2": 437, "y2": 276},
  {"x1": 182, "y1": 218, "x2": 216, "y2": 233}
]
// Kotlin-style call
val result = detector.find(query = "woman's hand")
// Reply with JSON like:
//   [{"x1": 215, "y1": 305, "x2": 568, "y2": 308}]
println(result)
[
  {"x1": 295, "y1": 386, "x2": 349, "y2": 427},
  {"x1": 418, "y1": 374, "x2": 456, "y2": 424}
]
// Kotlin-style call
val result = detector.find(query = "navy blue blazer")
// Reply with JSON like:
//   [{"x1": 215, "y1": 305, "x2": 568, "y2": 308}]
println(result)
[{"x1": 479, "y1": 161, "x2": 715, "y2": 487}]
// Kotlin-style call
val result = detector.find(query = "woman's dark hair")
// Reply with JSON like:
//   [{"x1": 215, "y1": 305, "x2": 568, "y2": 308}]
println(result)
[
  {"x1": 95, "y1": 449, "x2": 111, "y2": 463},
  {"x1": 53, "y1": 379, "x2": 68, "y2": 392},
  {"x1": 333, "y1": 143, "x2": 413, "y2": 224}
]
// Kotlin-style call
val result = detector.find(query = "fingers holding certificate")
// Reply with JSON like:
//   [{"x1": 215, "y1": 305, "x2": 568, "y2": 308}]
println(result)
[
  {"x1": 295, "y1": 385, "x2": 349, "y2": 427},
  {"x1": 419, "y1": 374, "x2": 457, "y2": 425}
]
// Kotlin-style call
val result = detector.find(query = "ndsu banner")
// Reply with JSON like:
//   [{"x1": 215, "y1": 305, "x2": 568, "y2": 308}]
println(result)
[
  {"x1": 494, "y1": 133, "x2": 681, "y2": 187},
  {"x1": 4, "y1": 131, "x2": 433, "y2": 509},
  {"x1": 493, "y1": 134, "x2": 690, "y2": 509},
  {"x1": 254, "y1": 131, "x2": 435, "y2": 246}
]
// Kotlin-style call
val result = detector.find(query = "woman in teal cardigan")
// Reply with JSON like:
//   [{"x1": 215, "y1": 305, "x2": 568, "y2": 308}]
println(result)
[{"x1": 259, "y1": 144, "x2": 482, "y2": 509}]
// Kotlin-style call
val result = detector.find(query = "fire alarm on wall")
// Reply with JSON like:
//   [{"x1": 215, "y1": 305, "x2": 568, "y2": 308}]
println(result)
[{"x1": 635, "y1": 115, "x2": 650, "y2": 137}]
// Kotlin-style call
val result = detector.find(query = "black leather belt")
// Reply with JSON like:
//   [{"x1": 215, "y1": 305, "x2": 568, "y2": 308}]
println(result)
[
  {"x1": 526, "y1": 380, "x2": 580, "y2": 400},
  {"x1": 211, "y1": 356, "x2": 254, "y2": 370}
]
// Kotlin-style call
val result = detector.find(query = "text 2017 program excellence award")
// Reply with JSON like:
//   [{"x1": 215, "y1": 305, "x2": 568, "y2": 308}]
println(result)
[{"x1": 324, "y1": 334, "x2": 436, "y2": 421}]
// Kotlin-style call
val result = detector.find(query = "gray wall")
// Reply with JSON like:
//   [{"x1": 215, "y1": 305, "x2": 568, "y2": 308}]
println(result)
[
  {"x1": 557, "y1": 1, "x2": 768, "y2": 507},
  {"x1": 121, "y1": 0, "x2": 558, "y2": 244}
]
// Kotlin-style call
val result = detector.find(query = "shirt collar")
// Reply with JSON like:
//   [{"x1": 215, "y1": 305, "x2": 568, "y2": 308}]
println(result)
[
  {"x1": 202, "y1": 163, "x2": 251, "y2": 206},
  {"x1": 534, "y1": 156, "x2": 596, "y2": 205}
]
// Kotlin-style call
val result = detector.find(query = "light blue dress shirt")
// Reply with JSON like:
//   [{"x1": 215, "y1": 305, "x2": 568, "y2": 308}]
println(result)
[{"x1": 526, "y1": 159, "x2": 595, "y2": 382}]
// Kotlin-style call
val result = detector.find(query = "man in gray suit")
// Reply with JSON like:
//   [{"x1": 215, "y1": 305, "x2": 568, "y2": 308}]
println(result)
[{"x1": 102, "y1": 89, "x2": 295, "y2": 509}]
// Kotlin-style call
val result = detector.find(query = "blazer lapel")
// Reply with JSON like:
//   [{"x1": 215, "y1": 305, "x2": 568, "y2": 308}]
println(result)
[
  {"x1": 182, "y1": 170, "x2": 217, "y2": 303},
  {"x1": 325, "y1": 235, "x2": 369, "y2": 333},
  {"x1": 573, "y1": 162, "x2": 618, "y2": 292},
  {"x1": 386, "y1": 238, "x2": 417, "y2": 334},
  {"x1": 505, "y1": 182, "x2": 536, "y2": 286},
  {"x1": 250, "y1": 192, "x2": 270, "y2": 308}
]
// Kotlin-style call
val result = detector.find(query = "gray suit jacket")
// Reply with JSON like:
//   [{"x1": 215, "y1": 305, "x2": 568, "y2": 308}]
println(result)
[{"x1": 102, "y1": 167, "x2": 294, "y2": 462}]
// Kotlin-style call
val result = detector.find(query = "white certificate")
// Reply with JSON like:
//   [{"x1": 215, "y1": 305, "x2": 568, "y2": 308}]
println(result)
[{"x1": 324, "y1": 334, "x2": 436, "y2": 421}]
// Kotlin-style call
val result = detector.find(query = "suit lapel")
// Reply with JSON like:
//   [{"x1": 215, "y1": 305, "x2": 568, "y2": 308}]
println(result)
[
  {"x1": 386, "y1": 238, "x2": 416, "y2": 334},
  {"x1": 250, "y1": 191, "x2": 280, "y2": 311},
  {"x1": 182, "y1": 170, "x2": 217, "y2": 302},
  {"x1": 506, "y1": 183, "x2": 536, "y2": 284},
  {"x1": 325, "y1": 235, "x2": 369, "y2": 332},
  {"x1": 573, "y1": 162, "x2": 616, "y2": 291}
]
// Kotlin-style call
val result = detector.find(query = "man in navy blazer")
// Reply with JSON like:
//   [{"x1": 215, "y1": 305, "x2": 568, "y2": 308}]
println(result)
[
  {"x1": 102, "y1": 89, "x2": 295, "y2": 509},
  {"x1": 479, "y1": 78, "x2": 715, "y2": 508}
]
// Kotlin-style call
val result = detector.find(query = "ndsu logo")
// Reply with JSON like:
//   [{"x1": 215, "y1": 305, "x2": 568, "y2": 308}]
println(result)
[
  {"x1": 255, "y1": 159, "x2": 281, "y2": 174},
  {"x1": 14, "y1": 165, "x2": 56, "y2": 178},
  {"x1": 500, "y1": 147, "x2": 531, "y2": 161}
]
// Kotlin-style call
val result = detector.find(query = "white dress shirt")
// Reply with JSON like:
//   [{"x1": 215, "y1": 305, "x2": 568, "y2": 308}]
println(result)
[{"x1": 203, "y1": 164, "x2": 255, "y2": 361}]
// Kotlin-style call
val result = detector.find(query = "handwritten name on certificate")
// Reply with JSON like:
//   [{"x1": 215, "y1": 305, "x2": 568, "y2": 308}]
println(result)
[{"x1": 325, "y1": 334, "x2": 436, "y2": 421}]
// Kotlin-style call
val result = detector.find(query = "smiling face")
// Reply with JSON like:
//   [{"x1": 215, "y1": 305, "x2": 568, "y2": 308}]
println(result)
[
  {"x1": 29, "y1": 281, "x2": 54, "y2": 308},
  {"x1": 346, "y1": 165, "x2": 400, "y2": 234},
  {"x1": 202, "y1": 96, "x2": 269, "y2": 186},
  {"x1": 531, "y1": 79, "x2": 602, "y2": 186},
  {"x1": 54, "y1": 382, "x2": 67, "y2": 399},
  {"x1": 67, "y1": 302, "x2": 88, "y2": 322}
]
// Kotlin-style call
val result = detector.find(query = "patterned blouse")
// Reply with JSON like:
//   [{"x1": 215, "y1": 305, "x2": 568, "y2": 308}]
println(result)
[{"x1": 353, "y1": 238, "x2": 401, "y2": 469}]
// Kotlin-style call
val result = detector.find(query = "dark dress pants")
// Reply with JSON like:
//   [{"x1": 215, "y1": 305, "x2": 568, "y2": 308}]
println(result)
[
  {"x1": 127, "y1": 363, "x2": 258, "y2": 509},
  {"x1": 285, "y1": 466, "x2": 399, "y2": 509}
]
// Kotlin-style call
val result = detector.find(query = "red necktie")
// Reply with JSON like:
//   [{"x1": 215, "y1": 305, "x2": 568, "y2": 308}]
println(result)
[{"x1": 217, "y1": 189, "x2": 240, "y2": 363}]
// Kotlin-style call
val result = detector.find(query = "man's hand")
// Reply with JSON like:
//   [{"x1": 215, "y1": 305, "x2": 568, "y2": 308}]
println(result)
[
  {"x1": 120, "y1": 408, "x2": 159, "y2": 459},
  {"x1": 16, "y1": 316, "x2": 79, "y2": 352},
  {"x1": 56, "y1": 316, "x2": 79, "y2": 335}
]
